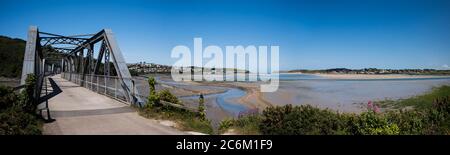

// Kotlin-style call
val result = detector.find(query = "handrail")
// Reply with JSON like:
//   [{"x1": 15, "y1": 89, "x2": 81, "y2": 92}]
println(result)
[
  {"x1": 61, "y1": 72, "x2": 199, "y2": 113},
  {"x1": 160, "y1": 101, "x2": 199, "y2": 113},
  {"x1": 12, "y1": 85, "x2": 25, "y2": 91},
  {"x1": 35, "y1": 74, "x2": 45, "y2": 106}
]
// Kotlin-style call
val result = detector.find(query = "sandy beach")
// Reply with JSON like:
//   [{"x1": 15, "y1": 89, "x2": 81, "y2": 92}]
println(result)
[
  {"x1": 312, "y1": 73, "x2": 450, "y2": 80},
  {"x1": 194, "y1": 81, "x2": 273, "y2": 110}
]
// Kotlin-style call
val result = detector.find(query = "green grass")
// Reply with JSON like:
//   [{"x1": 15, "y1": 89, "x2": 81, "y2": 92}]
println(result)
[
  {"x1": 376, "y1": 85, "x2": 450, "y2": 110},
  {"x1": 218, "y1": 115, "x2": 261, "y2": 135},
  {"x1": 137, "y1": 105, "x2": 214, "y2": 134}
]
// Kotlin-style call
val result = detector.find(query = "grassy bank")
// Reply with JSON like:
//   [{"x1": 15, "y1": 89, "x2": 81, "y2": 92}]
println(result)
[
  {"x1": 137, "y1": 76, "x2": 213, "y2": 134},
  {"x1": 377, "y1": 85, "x2": 450, "y2": 110},
  {"x1": 137, "y1": 105, "x2": 213, "y2": 134},
  {"x1": 219, "y1": 85, "x2": 450, "y2": 135},
  {"x1": 219, "y1": 115, "x2": 261, "y2": 135}
]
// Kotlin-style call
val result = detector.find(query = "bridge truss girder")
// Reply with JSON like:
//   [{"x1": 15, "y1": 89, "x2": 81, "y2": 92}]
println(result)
[{"x1": 21, "y1": 26, "x2": 142, "y2": 105}]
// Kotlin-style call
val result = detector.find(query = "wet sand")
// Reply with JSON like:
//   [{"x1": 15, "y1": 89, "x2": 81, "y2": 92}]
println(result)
[
  {"x1": 261, "y1": 78, "x2": 450, "y2": 113},
  {"x1": 133, "y1": 74, "x2": 234, "y2": 127},
  {"x1": 193, "y1": 81, "x2": 273, "y2": 110},
  {"x1": 134, "y1": 73, "x2": 450, "y2": 123}
]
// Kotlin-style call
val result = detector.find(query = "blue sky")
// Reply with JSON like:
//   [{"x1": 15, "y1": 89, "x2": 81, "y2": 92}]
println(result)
[{"x1": 1, "y1": 0, "x2": 449, "y2": 70}]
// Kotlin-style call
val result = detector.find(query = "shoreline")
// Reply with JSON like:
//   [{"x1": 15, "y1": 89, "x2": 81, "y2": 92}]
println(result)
[
  {"x1": 309, "y1": 73, "x2": 450, "y2": 80},
  {"x1": 193, "y1": 81, "x2": 272, "y2": 110},
  {"x1": 144, "y1": 73, "x2": 450, "y2": 119}
]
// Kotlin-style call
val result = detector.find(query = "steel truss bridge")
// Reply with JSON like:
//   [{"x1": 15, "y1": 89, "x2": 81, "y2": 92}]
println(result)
[{"x1": 20, "y1": 26, "x2": 143, "y2": 109}]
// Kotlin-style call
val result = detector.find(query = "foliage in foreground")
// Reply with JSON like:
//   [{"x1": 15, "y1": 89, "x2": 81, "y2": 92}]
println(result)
[
  {"x1": 158, "y1": 89, "x2": 182, "y2": 105},
  {"x1": 139, "y1": 104, "x2": 213, "y2": 134},
  {"x1": 140, "y1": 76, "x2": 213, "y2": 134},
  {"x1": 219, "y1": 115, "x2": 261, "y2": 135},
  {"x1": 0, "y1": 74, "x2": 42, "y2": 135},
  {"x1": 220, "y1": 86, "x2": 450, "y2": 135},
  {"x1": 0, "y1": 107, "x2": 42, "y2": 135}
]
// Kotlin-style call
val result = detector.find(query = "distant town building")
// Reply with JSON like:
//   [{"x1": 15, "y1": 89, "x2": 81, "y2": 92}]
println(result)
[{"x1": 127, "y1": 62, "x2": 172, "y2": 73}]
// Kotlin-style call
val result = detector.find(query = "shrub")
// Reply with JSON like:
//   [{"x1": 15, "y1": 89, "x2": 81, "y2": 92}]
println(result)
[
  {"x1": 431, "y1": 96, "x2": 450, "y2": 120},
  {"x1": 232, "y1": 115, "x2": 261, "y2": 135},
  {"x1": 0, "y1": 107, "x2": 42, "y2": 135},
  {"x1": 238, "y1": 108, "x2": 259, "y2": 118},
  {"x1": 0, "y1": 79, "x2": 42, "y2": 135},
  {"x1": 218, "y1": 119, "x2": 234, "y2": 133},
  {"x1": 159, "y1": 89, "x2": 181, "y2": 105},
  {"x1": 218, "y1": 115, "x2": 261, "y2": 135},
  {"x1": 260, "y1": 105, "x2": 345, "y2": 135},
  {"x1": 425, "y1": 96, "x2": 450, "y2": 134},
  {"x1": 139, "y1": 102, "x2": 214, "y2": 134},
  {"x1": 224, "y1": 86, "x2": 450, "y2": 135},
  {"x1": 146, "y1": 76, "x2": 159, "y2": 106},
  {"x1": 140, "y1": 79, "x2": 213, "y2": 134},
  {"x1": 385, "y1": 110, "x2": 426, "y2": 134},
  {"x1": 148, "y1": 76, "x2": 156, "y2": 92},
  {"x1": 18, "y1": 74, "x2": 37, "y2": 113},
  {"x1": 346, "y1": 111, "x2": 400, "y2": 135},
  {"x1": 0, "y1": 85, "x2": 17, "y2": 110},
  {"x1": 259, "y1": 104, "x2": 292, "y2": 134},
  {"x1": 180, "y1": 118, "x2": 213, "y2": 135}
]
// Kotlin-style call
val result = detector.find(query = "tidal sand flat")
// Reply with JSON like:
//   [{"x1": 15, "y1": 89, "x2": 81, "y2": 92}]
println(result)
[
  {"x1": 132, "y1": 73, "x2": 450, "y2": 122},
  {"x1": 133, "y1": 74, "x2": 241, "y2": 126},
  {"x1": 261, "y1": 74, "x2": 450, "y2": 113}
]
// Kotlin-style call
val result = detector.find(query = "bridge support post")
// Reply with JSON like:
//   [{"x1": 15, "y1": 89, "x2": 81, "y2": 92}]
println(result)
[
  {"x1": 104, "y1": 29, "x2": 142, "y2": 105},
  {"x1": 20, "y1": 26, "x2": 39, "y2": 84}
]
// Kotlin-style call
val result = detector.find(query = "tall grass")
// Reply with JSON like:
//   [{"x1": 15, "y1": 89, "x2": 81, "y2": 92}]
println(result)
[
  {"x1": 377, "y1": 85, "x2": 450, "y2": 110},
  {"x1": 138, "y1": 105, "x2": 213, "y2": 134}
]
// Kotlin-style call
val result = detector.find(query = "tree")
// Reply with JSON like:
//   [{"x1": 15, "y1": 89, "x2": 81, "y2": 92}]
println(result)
[
  {"x1": 0, "y1": 36, "x2": 26, "y2": 77},
  {"x1": 158, "y1": 89, "x2": 181, "y2": 105}
]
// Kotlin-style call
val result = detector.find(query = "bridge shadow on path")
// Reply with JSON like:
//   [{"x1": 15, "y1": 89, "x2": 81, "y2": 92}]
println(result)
[
  {"x1": 42, "y1": 75, "x2": 187, "y2": 135},
  {"x1": 38, "y1": 77, "x2": 62, "y2": 104}
]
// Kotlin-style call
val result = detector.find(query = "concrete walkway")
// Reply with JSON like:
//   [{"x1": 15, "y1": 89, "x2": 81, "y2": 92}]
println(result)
[{"x1": 43, "y1": 75, "x2": 187, "y2": 135}]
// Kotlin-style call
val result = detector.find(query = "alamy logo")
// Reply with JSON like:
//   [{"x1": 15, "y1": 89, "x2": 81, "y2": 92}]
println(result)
[{"x1": 171, "y1": 38, "x2": 279, "y2": 92}]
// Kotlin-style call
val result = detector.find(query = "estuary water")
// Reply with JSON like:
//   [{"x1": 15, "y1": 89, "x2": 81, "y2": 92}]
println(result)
[
  {"x1": 263, "y1": 74, "x2": 450, "y2": 113},
  {"x1": 146, "y1": 74, "x2": 450, "y2": 116},
  {"x1": 180, "y1": 88, "x2": 248, "y2": 116}
]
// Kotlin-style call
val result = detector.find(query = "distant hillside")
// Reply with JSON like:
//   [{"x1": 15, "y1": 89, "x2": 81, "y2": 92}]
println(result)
[
  {"x1": 286, "y1": 68, "x2": 450, "y2": 75},
  {"x1": 0, "y1": 36, "x2": 25, "y2": 78}
]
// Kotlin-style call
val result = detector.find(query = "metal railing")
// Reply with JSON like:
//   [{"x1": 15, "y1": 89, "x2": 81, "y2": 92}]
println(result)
[
  {"x1": 61, "y1": 72, "x2": 129, "y2": 103},
  {"x1": 61, "y1": 72, "x2": 199, "y2": 113},
  {"x1": 134, "y1": 93, "x2": 199, "y2": 112}
]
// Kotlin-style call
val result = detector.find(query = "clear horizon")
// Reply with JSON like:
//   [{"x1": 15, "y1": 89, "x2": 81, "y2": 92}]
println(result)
[{"x1": 1, "y1": 0, "x2": 449, "y2": 70}]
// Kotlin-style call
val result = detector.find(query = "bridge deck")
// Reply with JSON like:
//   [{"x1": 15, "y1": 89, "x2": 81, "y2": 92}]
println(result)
[{"x1": 43, "y1": 75, "x2": 186, "y2": 135}]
